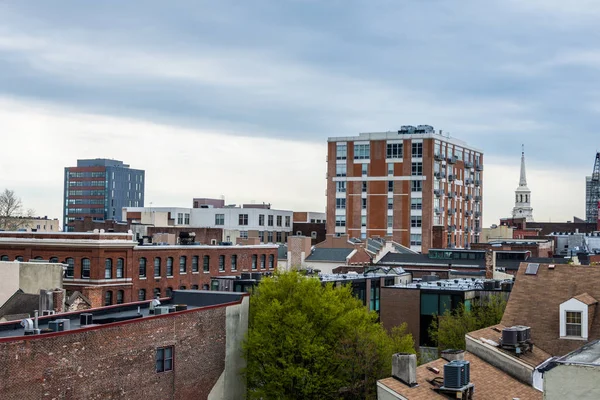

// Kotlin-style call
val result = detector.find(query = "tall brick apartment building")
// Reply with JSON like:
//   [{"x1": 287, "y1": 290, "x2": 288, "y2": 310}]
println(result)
[
  {"x1": 327, "y1": 125, "x2": 484, "y2": 253},
  {"x1": 0, "y1": 231, "x2": 277, "y2": 307}
]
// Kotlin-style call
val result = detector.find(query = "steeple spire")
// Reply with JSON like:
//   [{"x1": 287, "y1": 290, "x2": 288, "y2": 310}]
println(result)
[{"x1": 519, "y1": 144, "x2": 527, "y2": 187}]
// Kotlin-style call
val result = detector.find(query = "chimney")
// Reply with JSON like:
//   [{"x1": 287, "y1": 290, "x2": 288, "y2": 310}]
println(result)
[
  {"x1": 485, "y1": 249, "x2": 493, "y2": 279},
  {"x1": 392, "y1": 353, "x2": 417, "y2": 387},
  {"x1": 52, "y1": 289, "x2": 66, "y2": 313},
  {"x1": 441, "y1": 349, "x2": 465, "y2": 362}
]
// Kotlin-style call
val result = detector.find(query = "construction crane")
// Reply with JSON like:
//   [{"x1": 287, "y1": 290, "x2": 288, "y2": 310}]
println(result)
[{"x1": 587, "y1": 152, "x2": 600, "y2": 223}]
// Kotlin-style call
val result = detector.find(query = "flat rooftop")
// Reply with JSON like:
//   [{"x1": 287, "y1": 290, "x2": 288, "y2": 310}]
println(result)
[
  {"x1": 387, "y1": 277, "x2": 512, "y2": 291},
  {"x1": 558, "y1": 340, "x2": 600, "y2": 366},
  {"x1": 317, "y1": 267, "x2": 408, "y2": 283},
  {"x1": 0, "y1": 291, "x2": 245, "y2": 341}
]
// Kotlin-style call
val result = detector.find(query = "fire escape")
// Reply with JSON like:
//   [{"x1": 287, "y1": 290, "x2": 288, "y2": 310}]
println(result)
[{"x1": 587, "y1": 152, "x2": 600, "y2": 223}]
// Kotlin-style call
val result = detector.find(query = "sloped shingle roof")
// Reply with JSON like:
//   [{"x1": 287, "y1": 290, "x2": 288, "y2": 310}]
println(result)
[{"x1": 305, "y1": 248, "x2": 353, "y2": 262}]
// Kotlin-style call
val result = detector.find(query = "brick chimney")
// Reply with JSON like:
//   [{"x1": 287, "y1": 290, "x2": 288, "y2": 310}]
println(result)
[
  {"x1": 392, "y1": 353, "x2": 417, "y2": 387},
  {"x1": 52, "y1": 289, "x2": 65, "y2": 313},
  {"x1": 485, "y1": 249, "x2": 494, "y2": 279},
  {"x1": 82, "y1": 286, "x2": 103, "y2": 309},
  {"x1": 432, "y1": 225, "x2": 446, "y2": 249},
  {"x1": 441, "y1": 349, "x2": 465, "y2": 362},
  {"x1": 287, "y1": 235, "x2": 312, "y2": 270}
]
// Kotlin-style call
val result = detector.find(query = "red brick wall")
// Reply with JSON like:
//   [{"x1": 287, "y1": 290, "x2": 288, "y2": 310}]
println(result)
[
  {"x1": 380, "y1": 287, "x2": 421, "y2": 344},
  {"x1": 0, "y1": 306, "x2": 229, "y2": 400},
  {"x1": 146, "y1": 227, "x2": 222, "y2": 245}
]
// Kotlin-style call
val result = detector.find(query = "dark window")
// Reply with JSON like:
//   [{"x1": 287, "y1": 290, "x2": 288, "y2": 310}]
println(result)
[
  {"x1": 566, "y1": 311, "x2": 582, "y2": 337},
  {"x1": 411, "y1": 180, "x2": 422, "y2": 192},
  {"x1": 387, "y1": 143, "x2": 403, "y2": 158},
  {"x1": 105, "y1": 259, "x2": 113, "y2": 279},
  {"x1": 154, "y1": 288, "x2": 161, "y2": 298},
  {"x1": 66, "y1": 258, "x2": 75, "y2": 277},
  {"x1": 81, "y1": 258, "x2": 90, "y2": 279},
  {"x1": 116, "y1": 258, "x2": 124, "y2": 278},
  {"x1": 166, "y1": 257, "x2": 173, "y2": 276},
  {"x1": 252, "y1": 255, "x2": 257, "y2": 270},
  {"x1": 192, "y1": 256, "x2": 199, "y2": 272},
  {"x1": 388, "y1": 181, "x2": 394, "y2": 192},
  {"x1": 231, "y1": 255, "x2": 237, "y2": 271},
  {"x1": 239, "y1": 214, "x2": 248, "y2": 225},
  {"x1": 269, "y1": 254, "x2": 274, "y2": 270},
  {"x1": 139, "y1": 257, "x2": 147, "y2": 277},
  {"x1": 268, "y1": 215, "x2": 274, "y2": 226},
  {"x1": 138, "y1": 289, "x2": 146, "y2": 301},
  {"x1": 104, "y1": 291, "x2": 113, "y2": 306},
  {"x1": 259, "y1": 214, "x2": 265, "y2": 226},
  {"x1": 411, "y1": 162, "x2": 423, "y2": 176},
  {"x1": 412, "y1": 142, "x2": 423, "y2": 158},
  {"x1": 156, "y1": 346, "x2": 174, "y2": 372},
  {"x1": 179, "y1": 256, "x2": 187, "y2": 273},
  {"x1": 203, "y1": 255, "x2": 210, "y2": 272},
  {"x1": 0, "y1": 255, "x2": 8, "y2": 261},
  {"x1": 276, "y1": 216, "x2": 282, "y2": 226},
  {"x1": 179, "y1": 285, "x2": 186, "y2": 290},
  {"x1": 276, "y1": 232, "x2": 282, "y2": 243},
  {"x1": 260, "y1": 254, "x2": 266, "y2": 269},
  {"x1": 116, "y1": 290, "x2": 124, "y2": 304},
  {"x1": 362, "y1": 198, "x2": 367, "y2": 210},
  {"x1": 49, "y1": 257, "x2": 59, "y2": 263},
  {"x1": 191, "y1": 285, "x2": 199, "y2": 290},
  {"x1": 16, "y1": 256, "x2": 23, "y2": 262},
  {"x1": 362, "y1": 181, "x2": 367, "y2": 193},
  {"x1": 219, "y1": 255, "x2": 225, "y2": 271},
  {"x1": 154, "y1": 257, "x2": 161, "y2": 277},
  {"x1": 166, "y1": 287, "x2": 173, "y2": 297}
]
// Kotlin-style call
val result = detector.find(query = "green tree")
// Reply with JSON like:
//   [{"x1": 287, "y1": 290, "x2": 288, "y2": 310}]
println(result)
[
  {"x1": 244, "y1": 271, "x2": 415, "y2": 400},
  {"x1": 429, "y1": 294, "x2": 507, "y2": 351}
]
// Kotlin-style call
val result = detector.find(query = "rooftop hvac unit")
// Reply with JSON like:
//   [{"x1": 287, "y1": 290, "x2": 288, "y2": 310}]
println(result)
[
  {"x1": 174, "y1": 304, "x2": 188, "y2": 312},
  {"x1": 241, "y1": 272, "x2": 252, "y2": 280},
  {"x1": 154, "y1": 306, "x2": 171, "y2": 315},
  {"x1": 42, "y1": 310, "x2": 56, "y2": 316},
  {"x1": 514, "y1": 325, "x2": 531, "y2": 342},
  {"x1": 251, "y1": 272, "x2": 262, "y2": 281},
  {"x1": 443, "y1": 360, "x2": 470, "y2": 389},
  {"x1": 80, "y1": 313, "x2": 93, "y2": 326},
  {"x1": 48, "y1": 319, "x2": 71, "y2": 332},
  {"x1": 483, "y1": 280, "x2": 496, "y2": 291},
  {"x1": 502, "y1": 327, "x2": 519, "y2": 346}
]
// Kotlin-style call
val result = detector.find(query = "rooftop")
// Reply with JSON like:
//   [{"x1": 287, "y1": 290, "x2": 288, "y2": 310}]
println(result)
[
  {"x1": 317, "y1": 267, "x2": 408, "y2": 283},
  {"x1": 0, "y1": 291, "x2": 245, "y2": 341},
  {"x1": 556, "y1": 339, "x2": 600, "y2": 366},
  {"x1": 305, "y1": 248, "x2": 354, "y2": 262},
  {"x1": 386, "y1": 277, "x2": 512, "y2": 292}
]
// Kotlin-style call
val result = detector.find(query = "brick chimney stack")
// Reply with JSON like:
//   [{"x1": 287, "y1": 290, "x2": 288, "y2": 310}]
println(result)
[
  {"x1": 485, "y1": 249, "x2": 494, "y2": 279},
  {"x1": 52, "y1": 289, "x2": 65, "y2": 313}
]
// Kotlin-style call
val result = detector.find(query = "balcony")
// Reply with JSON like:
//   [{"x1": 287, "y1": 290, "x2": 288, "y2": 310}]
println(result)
[
  {"x1": 447, "y1": 225, "x2": 456, "y2": 233},
  {"x1": 434, "y1": 189, "x2": 443, "y2": 197},
  {"x1": 448, "y1": 209, "x2": 455, "y2": 216},
  {"x1": 465, "y1": 194, "x2": 473, "y2": 201},
  {"x1": 434, "y1": 207, "x2": 444, "y2": 214},
  {"x1": 448, "y1": 156, "x2": 458, "y2": 164},
  {"x1": 434, "y1": 153, "x2": 444, "y2": 161},
  {"x1": 474, "y1": 211, "x2": 481, "y2": 218},
  {"x1": 448, "y1": 174, "x2": 455, "y2": 182},
  {"x1": 476, "y1": 164, "x2": 484, "y2": 171},
  {"x1": 465, "y1": 226, "x2": 472, "y2": 233},
  {"x1": 474, "y1": 195, "x2": 482, "y2": 202},
  {"x1": 465, "y1": 210, "x2": 473, "y2": 217},
  {"x1": 434, "y1": 172, "x2": 444, "y2": 179},
  {"x1": 464, "y1": 161, "x2": 474, "y2": 169},
  {"x1": 474, "y1": 180, "x2": 481, "y2": 187},
  {"x1": 465, "y1": 178, "x2": 473, "y2": 185},
  {"x1": 475, "y1": 227, "x2": 482, "y2": 233}
]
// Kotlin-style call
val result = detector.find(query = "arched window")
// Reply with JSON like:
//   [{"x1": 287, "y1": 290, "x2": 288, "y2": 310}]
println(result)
[
  {"x1": 154, "y1": 257, "x2": 161, "y2": 277},
  {"x1": 81, "y1": 258, "x2": 90, "y2": 279},
  {"x1": 138, "y1": 289, "x2": 146, "y2": 301},
  {"x1": 260, "y1": 255, "x2": 266, "y2": 269},
  {"x1": 252, "y1": 255, "x2": 257, "y2": 270},
  {"x1": 105, "y1": 259, "x2": 113, "y2": 279},
  {"x1": 139, "y1": 257, "x2": 147, "y2": 277},
  {"x1": 49, "y1": 257, "x2": 59, "y2": 263},
  {"x1": 1, "y1": 255, "x2": 9, "y2": 261},
  {"x1": 179, "y1": 285, "x2": 186, "y2": 290},
  {"x1": 65, "y1": 258, "x2": 75, "y2": 278},
  {"x1": 192, "y1": 256, "x2": 199, "y2": 272},
  {"x1": 269, "y1": 254, "x2": 274, "y2": 270},
  {"x1": 203, "y1": 255, "x2": 210, "y2": 272},
  {"x1": 15, "y1": 256, "x2": 23, "y2": 262},
  {"x1": 104, "y1": 290, "x2": 113, "y2": 306},
  {"x1": 166, "y1": 257, "x2": 173, "y2": 276},
  {"x1": 179, "y1": 256, "x2": 187, "y2": 273},
  {"x1": 154, "y1": 288, "x2": 161, "y2": 298},
  {"x1": 191, "y1": 285, "x2": 199, "y2": 290},
  {"x1": 34, "y1": 256, "x2": 44, "y2": 260},
  {"x1": 116, "y1": 258, "x2": 124, "y2": 278},
  {"x1": 202, "y1": 284, "x2": 209, "y2": 290},
  {"x1": 116, "y1": 290, "x2": 124, "y2": 304},
  {"x1": 166, "y1": 287, "x2": 173, "y2": 297}
]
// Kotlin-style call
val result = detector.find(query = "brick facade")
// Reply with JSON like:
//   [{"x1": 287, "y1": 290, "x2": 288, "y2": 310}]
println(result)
[{"x1": 380, "y1": 287, "x2": 421, "y2": 344}]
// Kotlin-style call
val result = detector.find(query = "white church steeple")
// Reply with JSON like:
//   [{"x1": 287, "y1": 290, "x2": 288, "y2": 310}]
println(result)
[{"x1": 512, "y1": 145, "x2": 534, "y2": 221}]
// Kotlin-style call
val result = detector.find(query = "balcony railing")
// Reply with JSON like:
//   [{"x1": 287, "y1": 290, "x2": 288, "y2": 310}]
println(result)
[
  {"x1": 448, "y1": 156, "x2": 458, "y2": 164},
  {"x1": 465, "y1": 194, "x2": 473, "y2": 201},
  {"x1": 448, "y1": 174, "x2": 455, "y2": 182},
  {"x1": 474, "y1": 180, "x2": 481, "y2": 187},
  {"x1": 474, "y1": 211, "x2": 481, "y2": 218},
  {"x1": 434, "y1": 153, "x2": 444, "y2": 161},
  {"x1": 464, "y1": 161, "x2": 474, "y2": 169},
  {"x1": 474, "y1": 195, "x2": 482, "y2": 202},
  {"x1": 476, "y1": 164, "x2": 484, "y2": 171},
  {"x1": 465, "y1": 178, "x2": 473, "y2": 185},
  {"x1": 434, "y1": 189, "x2": 443, "y2": 197}
]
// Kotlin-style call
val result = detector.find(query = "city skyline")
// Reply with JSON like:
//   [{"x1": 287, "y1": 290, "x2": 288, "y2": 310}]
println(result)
[{"x1": 1, "y1": 1, "x2": 598, "y2": 227}]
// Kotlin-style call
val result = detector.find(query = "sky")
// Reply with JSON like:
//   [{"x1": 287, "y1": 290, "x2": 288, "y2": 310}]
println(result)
[{"x1": 1, "y1": 0, "x2": 599, "y2": 227}]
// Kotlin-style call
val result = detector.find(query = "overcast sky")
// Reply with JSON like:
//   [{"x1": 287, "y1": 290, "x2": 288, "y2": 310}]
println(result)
[{"x1": 1, "y1": 0, "x2": 599, "y2": 227}]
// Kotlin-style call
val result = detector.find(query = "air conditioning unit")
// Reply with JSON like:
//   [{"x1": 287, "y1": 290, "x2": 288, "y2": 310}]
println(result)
[
  {"x1": 48, "y1": 319, "x2": 71, "y2": 332},
  {"x1": 42, "y1": 310, "x2": 56, "y2": 316},
  {"x1": 154, "y1": 306, "x2": 171, "y2": 315},
  {"x1": 80, "y1": 313, "x2": 93, "y2": 326},
  {"x1": 502, "y1": 327, "x2": 519, "y2": 346},
  {"x1": 443, "y1": 360, "x2": 470, "y2": 389}
]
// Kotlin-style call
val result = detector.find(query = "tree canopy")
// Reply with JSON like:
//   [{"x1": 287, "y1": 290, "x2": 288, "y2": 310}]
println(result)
[
  {"x1": 429, "y1": 294, "x2": 507, "y2": 351},
  {"x1": 244, "y1": 271, "x2": 415, "y2": 400},
  {"x1": 0, "y1": 189, "x2": 35, "y2": 230}
]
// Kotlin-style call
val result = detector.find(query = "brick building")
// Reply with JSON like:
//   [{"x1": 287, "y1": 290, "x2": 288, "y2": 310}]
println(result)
[
  {"x1": 327, "y1": 125, "x2": 484, "y2": 253},
  {"x1": 0, "y1": 290, "x2": 249, "y2": 399},
  {"x1": 292, "y1": 211, "x2": 326, "y2": 245},
  {"x1": 0, "y1": 231, "x2": 277, "y2": 307}
]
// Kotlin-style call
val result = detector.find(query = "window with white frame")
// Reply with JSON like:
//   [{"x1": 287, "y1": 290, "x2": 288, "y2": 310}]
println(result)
[
  {"x1": 215, "y1": 214, "x2": 225, "y2": 225},
  {"x1": 411, "y1": 162, "x2": 423, "y2": 176},
  {"x1": 335, "y1": 216, "x2": 346, "y2": 227},
  {"x1": 361, "y1": 163, "x2": 368, "y2": 175},
  {"x1": 388, "y1": 163, "x2": 394, "y2": 175},
  {"x1": 411, "y1": 216, "x2": 422, "y2": 228},
  {"x1": 387, "y1": 216, "x2": 393, "y2": 227},
  {"x1": 411, "y1": 181, "x2": 422, "y2": 192},
  {"x1": 354, "y1": 144, "x2": 370, "y2": 160},
  {"x1": 285, "y1": 216, "x2": 291, "y2": 227},
  {"x1": 361, "y1": 216, "x2": 366, "y2": 227},
  {"x1": 336, "y1": 198, "x2": 346, "y2": 209},
  {"x1": 411, "y1": 198, "x2": 422, "y2": 210},
  {"x1": 388, "y1": 197, "x2": 393, "y2": 210},
  {"x1": 362, "y1": 181, "x2": 367, "y2": 193},
  {"x1": 277, "y1": 215, "x2": 282, "y2": 226},
  {"x1": 337, "y1": 181, "x2": 346, "y2": 193},
  {"x1": 259, "y1": 214, "x2": 265, "y2": 226},
  {"x1": 268, "y1": 215, "x2": 274, "y2": 226},
  {"x1": 239, "y1": 214, "x2": 248, "y2": 226},
  {"x1": 336, "y1": 164, "x2": 347, "y2": 177},
  {"x1": 177, "y1": 213, "x2": 183, "y2": 224},
  {"x1": 336, "y1": 143, "x2": 347, "y2": 160},
  {"x1": 411, "y1": 142, "x2": 423, "y2": 158},
  {"x1": 387, "y1": 143, "x2": 403, "y2": 159},
  {"x1": 410, "y1": 234, "x2": 422, "y2": 246},
  {"x1": 362, "y1": 198, "x2": 367, "y2": 210},
  {"x1": 240, "y1": 231, "x2": 248, "y2": 239},
  {"x1": 566, "y1": 311, "x2": 582, "y2": 337},
  {"x1": 184, "y1": 213, "x2": 190, "y2": 224}
]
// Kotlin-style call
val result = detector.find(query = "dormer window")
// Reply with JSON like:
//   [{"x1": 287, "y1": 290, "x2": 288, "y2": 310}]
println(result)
[{"x1": 565, "y1": 311, "x2": 582, "y2": 337}]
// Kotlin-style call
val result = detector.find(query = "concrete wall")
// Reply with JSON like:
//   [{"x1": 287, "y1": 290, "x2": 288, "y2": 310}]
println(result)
[
  {"x1": 377, "y1": 382, "x2": 404, "y2": 400},
  {"x1": 19, "y1": 262, "x2": 64, "y2": 295},
  {"x1": 0, "y1": 262, "x2": 20, "y2": 306},
  {"x1": 544, "y1": 364, "x2": 600, "y2": 400}
]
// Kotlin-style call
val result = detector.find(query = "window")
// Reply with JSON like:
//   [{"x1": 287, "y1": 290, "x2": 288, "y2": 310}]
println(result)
[
  {"x1": 156, "y1": 346, "x2": 174, "y2": 373},
  {"x1": 336, "y1": 181, "x2": 346, "y2": 193},
  {"x1": 177, "y1": 213, "x2": 183, "y2": 224},
  {"x1": 277, "y1": 215, "x2": 282, "y2": 227},
  {"x1": 240, "y1": 231, "x2": 248, "y2": 239},
  {"x1": 362, "y1": 198, "x2": 367, "y2": 210},
  {"x1": 267, "y1": 231, "x2": 273, "y2": 243},
  {"x1": 203, "y1": 255, "x2": 210, "y2": 272},
  {"x1": 336, "y1": 143, "x2": 347, "y2": 160},
  {"x1": 411, "y1": 198, "x2": 422, "y2": 210},
  {"x1": 104, "y1": 291, "x2": 113, "y2": 306},
  {"x1": 276, "y1": 232, "x2": 282, "y2": 242},
  {"x1": 104, "y1": 259, "x2": 113, "y2": 279},
  {"x1": 239, "y1": 214, "x2": 248, "y2": 226},
  {"x1": 387, "y1": 216, "x2": 393, "y2": 228},
  {"x1": 116, "y1": 290, "x2": 124, "y2": 304},
  {"x1": 335, "y1": 216, "x2": 346, "y2": 227},
  {"x1": 336, "y1": 198, "x2": 346, "y2": 209},
  {"x1": 566, "y1": 311, "x2": 582, "y2": 337},
  {"x1": 66, "y1": 258, "x2": 75, "y2": 278},
  {"x1": 49, "y1": 257, "x2": 59, "y2": 263},
  {"x1": 179, "y1": 256, "x2": 187, "y2": 273},
  {"x1": 191, "y1": 285, "x2": 199, "y2": 290},
  {"x1": 387, "y1": 143, "x2": 403, "y2": 159},
  {"x1": 82, "y1": 258, "x2": 90, "y2": 279},
  {"x1": 116, "y1": 258, "x2": 124, "y2": 278},
  {"x1": 411, "y1": 216, "x2": 422, "y2": 228},
  {"x1": 362, "y1": 181, "x2": 367, "y2": 193},
  {"x1": 388, "y1": 181, "x2": 394, "y2": 192},
  {"x1": 154, "y1": 288, "x2": 161, "y2": 298},
  {"x1": 231, "y1": 255, "x2": 237, "y2": 271},
  {"x1": 361, "y1": 163, "x2": 368, "y2": 175},
  {"x1": 411, "y1": 162, "x2": 423, "y2": 176},
  {"x1": 269, "y1": 254, "x2": 274, "y2": 270},
  {"x1": 336, "y1": 164, "x2": 347, "y2": 177},
  {"x1": 388, "y1": 197, "x2": 393, "y2": 210},
  {"x1": 166, "y1": 287, "x2": 173, "y2": 297},
  {"x1": 219, "y1": 255, "x2": 225, "y2": 271},
  {"x1": 268, "y1": 215, "x2": 274, "y2": 226},
  {"x1": 361, "y1": 216, "x2": 367, "y2": 227},
  {"x1": 184, "y1": 213, "x2": 190, "y2": 224},
  {"x1": 260, "y1": 254, "x2": 266, "y2": 269},
  {"x1": 259, "y1": 231, "x2": 265, "y2": 242},
  {"x1": 154, "y1": 257, "x2": 161, "y2": 277},
  {"x1": 410, "y1": 234, "x2": 422, "y2": 246},
  {"x1": 215, "y1": 214, "x2": 225, "y2": 225},
  {"x1": 285, "y1": 216, "x2": 291, "y2": 227},
  {"x1": 252, "y1": 255, "x2": 257, "y2": 270},
  {"x1": 370, "y1": 286, "x2": 380, "y2": 312},
  {"x1": 354, "y1": 143, "x2": 370, "y2": 160},
  {"x1": 411, "y1": 181, "x2": 422, "y2": 192},
  {"x1": 139, "y1": 258, "x2": 147, "y2": 277},
  {"x1": 166, "y1": 257, "x2": 174, "y2": 276},
  {"x1": 179, "y1": 286, "x2": 186, "y2": 290},
  {"x1": 192, "y1": 256, "x2": 199, "y2": 272},
  {"x1": 0, "y1": 255, "x2": 8, "y2": 261},
  {"x1": 259, "y1": 214, "x2": 265, "y2": 226},
  {"x1": 138, "y1": 289, "x2": 146, "y2": 301},
  {"x1": 388, "y1": 163, "x2": 394, "y2": 175},
  {"x1": 412, "y1": 142, "x2": 423, "y2": 158}
]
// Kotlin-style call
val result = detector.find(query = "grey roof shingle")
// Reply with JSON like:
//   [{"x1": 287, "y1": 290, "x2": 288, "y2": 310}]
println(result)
[
  {"x1": 0, "y1": 290, "x2": 39, "y2": 320},
  {"x1": 305, "y1": 248, "x2": 353, "y2": 262}
]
